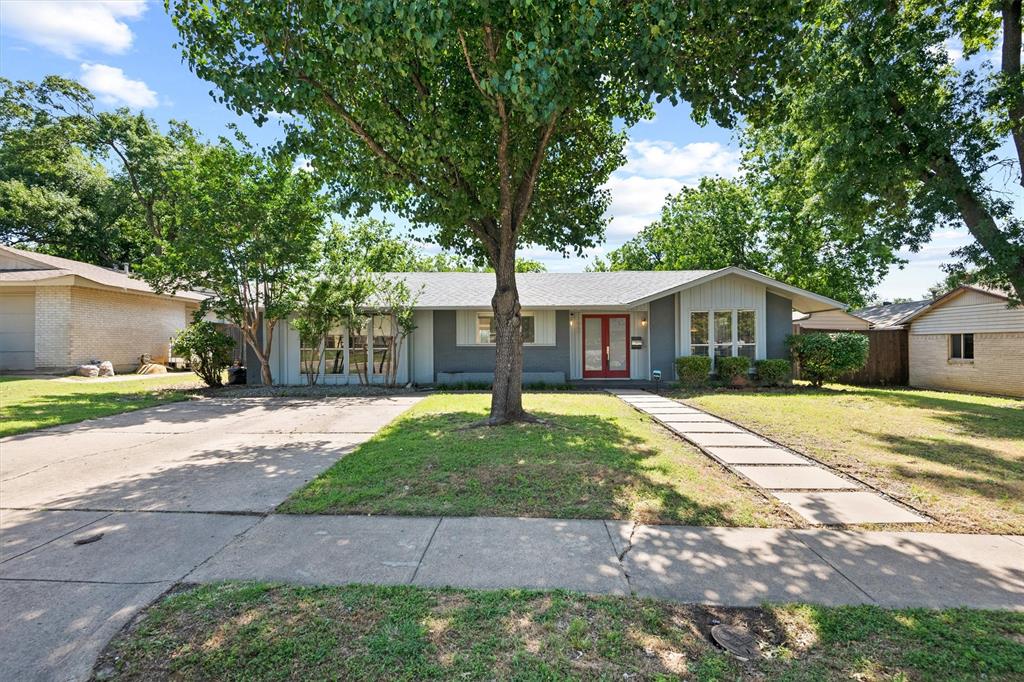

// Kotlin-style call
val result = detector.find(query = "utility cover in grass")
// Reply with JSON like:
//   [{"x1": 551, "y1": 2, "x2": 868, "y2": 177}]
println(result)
[{"x1": 711, "y1": 623, "x2": 760, "y2": 660}]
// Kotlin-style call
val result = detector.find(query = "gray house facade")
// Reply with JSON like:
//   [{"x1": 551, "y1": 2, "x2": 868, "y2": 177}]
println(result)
[{"x1": 266, "y1": 267, "x2": 844, "y2": 386}]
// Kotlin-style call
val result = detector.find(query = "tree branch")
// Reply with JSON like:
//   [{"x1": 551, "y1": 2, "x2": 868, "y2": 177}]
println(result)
[
  {"x1": 513, "y1": 110, "x2": 561, "y2": 228},
  {"x1": 1002, "y1": 0, "x2": 1023, "y2": 184}
]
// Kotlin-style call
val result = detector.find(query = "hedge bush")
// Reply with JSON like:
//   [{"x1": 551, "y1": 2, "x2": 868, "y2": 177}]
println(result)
[
  {"x1": 716, "y1": 356, "x2": 751, "y2": 382},
  {"x1": 755, "y1": 359, "x2": 791, "y2": 386},
  {"x1": 172, "y1": 321, "x2": 235, "y2": 387},
  {"x1": 675, "y1": 355, "x2": 711, "y2": 387},
  {"x1": 786, "y1": 332, "x2": 869, "y2": 387}
]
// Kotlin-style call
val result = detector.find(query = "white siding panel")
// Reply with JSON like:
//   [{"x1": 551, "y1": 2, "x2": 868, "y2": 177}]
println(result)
[{"x1": 910, "y1": 302, "x2": 1024, "y2": 334}]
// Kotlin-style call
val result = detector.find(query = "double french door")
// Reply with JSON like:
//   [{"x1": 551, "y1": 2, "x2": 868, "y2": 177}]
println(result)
[{"x1": 582, "y1": 314, "x2": 630, "y2": 378}]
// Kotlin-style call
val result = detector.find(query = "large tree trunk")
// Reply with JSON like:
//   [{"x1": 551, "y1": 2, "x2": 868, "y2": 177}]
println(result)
[{"x1": 488, "y1": 250, "x2": 526, "y2": 424}]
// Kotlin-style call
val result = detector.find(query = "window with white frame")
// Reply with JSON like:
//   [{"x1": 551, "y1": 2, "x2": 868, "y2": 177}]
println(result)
[
  {"x1": 690, "y1": 309, "x2": 756, "y2": 366},
  {"x1": 690, "y1": 312, "x2": 709, "y2": 356},
  {"x1": 324, "y1": 324, "x2": 345, "y2": 374},
  {"x1": 372, "y1": 315, "x2": 395, "y2": 378},
  {"x1": 299, "y1": 334, "x2": 321, "y2": 376},
  {"x1": 737, "y1": 310, "x2": 756, "y2": 359},
  {"x1": 348, "y1": 322, "x2": 368, "y2": 377},
  {"x1": 476, "y1": 313, "x2": 535, "y2": 344}
]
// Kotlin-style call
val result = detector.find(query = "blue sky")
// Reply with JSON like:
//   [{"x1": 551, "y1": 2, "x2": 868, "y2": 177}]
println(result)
[{"x1": 1, "y1": 1, "x2": 1000, "y2": 301}]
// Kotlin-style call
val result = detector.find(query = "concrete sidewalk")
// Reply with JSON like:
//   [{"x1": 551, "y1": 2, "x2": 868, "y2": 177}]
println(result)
[{"x1": 3, "y1": 511, "x2": 1022, "y2": 680}]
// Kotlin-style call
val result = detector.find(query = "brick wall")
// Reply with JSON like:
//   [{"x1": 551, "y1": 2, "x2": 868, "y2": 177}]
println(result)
[
  {"x1": 909, "y1": 332, "x2": 1024, "y2": 398},
  {"x1": 34, "y1": 286, "x2": 72, "y2": 370},
  {"x1": 67, "y1": 287, "x2": 190, "y2": 371}
]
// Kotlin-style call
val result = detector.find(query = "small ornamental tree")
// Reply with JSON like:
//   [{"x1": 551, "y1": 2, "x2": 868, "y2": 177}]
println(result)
[
  {"x1": 787, "y1": 333, "x2": 869, "y2": 387},
  {"x1": 373, "y1": 277, "x2": 420, "y2": 388},
  {"x1": 169, "y1": 0, "x2": 800, "y2": 423},
  {"x1": 140, "y1": 131, "x2": 330, "y2": 385},
  {"x1": 172, "y1": 321, "x2": 235, "y2": 387}
]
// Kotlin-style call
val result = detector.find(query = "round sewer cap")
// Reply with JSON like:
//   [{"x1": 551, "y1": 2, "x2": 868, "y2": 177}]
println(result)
[{"x1": 711, "y1": 624, "x2": 760, "y2": 660}]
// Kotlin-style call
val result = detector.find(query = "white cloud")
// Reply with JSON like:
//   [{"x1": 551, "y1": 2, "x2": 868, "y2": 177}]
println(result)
[
  {"x1": 622, "y1": 140, "x2": 741, "y2": 180},
  {"x1": 79, "y1": 63, "x2": 157, "y2": 108},
  {"x1": 604, "y1": 175, "x2": 684, "y2": 218},
  {"x1": 1, "y1": 1, "x2": 146, "y2": 59}
]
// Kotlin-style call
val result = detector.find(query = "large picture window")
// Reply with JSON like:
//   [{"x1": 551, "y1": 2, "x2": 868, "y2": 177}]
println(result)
[
  {"x1": 476, "y1": 313, "x2": 535, "y2": 344},
  {"x1": 689, "y1": 309, "x2": 757, "y2": 366}
]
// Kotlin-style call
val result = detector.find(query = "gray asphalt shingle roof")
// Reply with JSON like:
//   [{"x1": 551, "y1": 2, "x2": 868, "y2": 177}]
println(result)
[
  {"x1": 382, "y1": 270, "x2": 720, "y2": 308},
  {"x1": 852, "y1": 299, "x2": 931, "y2": 328},
  {"x1": 0, "y1": 245, "x2": 206, "y2": 301}
]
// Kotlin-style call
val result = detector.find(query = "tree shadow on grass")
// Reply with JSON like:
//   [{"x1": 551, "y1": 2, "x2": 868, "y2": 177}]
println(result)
[{"x1": 284, "y1": 409, "x2": 750, "y2": 526}]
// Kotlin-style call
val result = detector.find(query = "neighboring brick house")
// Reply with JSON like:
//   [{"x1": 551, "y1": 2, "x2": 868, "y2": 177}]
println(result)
[
  {"x1": 0, "y1": 246, "x2": 204, "y2": 373},
  {"x1": 902, "y1": 285, "x2": 1024, "y2": 398}
]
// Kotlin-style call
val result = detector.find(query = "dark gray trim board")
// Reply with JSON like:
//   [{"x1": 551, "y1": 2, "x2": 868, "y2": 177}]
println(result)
[
  {"x1": 766, "y1": 292, "x2": 792, "y2": 360},
  {"x1": 431, "y1": 310, "x2": 571, "y2": 382},
  {"x1": 648, "y1": 294, "x2": 676, "y2": 380}
]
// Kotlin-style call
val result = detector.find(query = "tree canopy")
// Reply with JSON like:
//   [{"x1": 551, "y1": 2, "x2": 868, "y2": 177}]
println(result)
[
  {"x1": 599, "y1": 176, "x2": 899, "y2": 307},
  {"x1": 0, "y1": 76, "x2": 195, "y2": 266},
  {"x1": 745, "y1": 0, "x2": 1024, "y2": 303},
  {"x1": 169, "y1": 0, "x2": 798, "y2": 422}
]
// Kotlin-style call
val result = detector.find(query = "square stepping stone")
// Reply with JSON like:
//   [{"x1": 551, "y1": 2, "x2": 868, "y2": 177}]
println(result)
[
  {"x1": 733, "y1": 466, "x2": 859, "y2": 490},
  {"x1": 683, "y1": 432, "x2": 769, "y2": 447},
  {"x1": 774, "y1": 492, "x2": 928, "y2": 525},
  {"x1": 668, "y1": 422, "x2": 744, "y2": 434},
  {"x1": 706, "y1": 447, "x2": 808, "y2": 465},
  {"x1": 655, "y1": 414, "x2": 721, "y2": 422}
]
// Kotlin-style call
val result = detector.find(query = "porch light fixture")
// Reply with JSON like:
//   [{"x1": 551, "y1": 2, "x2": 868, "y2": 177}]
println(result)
[
  {"x1": 569, "y1": 312, "x2": 575, "y2": 326},
  {"x1": 640, "y1": 315, "x2": 647, "y2": 327}
]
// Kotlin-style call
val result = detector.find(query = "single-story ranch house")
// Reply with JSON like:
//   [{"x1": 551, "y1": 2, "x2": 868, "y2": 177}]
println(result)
[
  {"x1": 266, "y1": 267, "x2": 844, "y2": 386},
  {"x1": 0, "y1": 245, "x2": 204, "y2": 373}
]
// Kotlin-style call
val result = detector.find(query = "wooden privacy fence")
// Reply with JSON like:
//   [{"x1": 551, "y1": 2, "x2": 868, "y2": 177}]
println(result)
[{"x1": 793, "y1": 328, "x2": 909, "y2": 386}]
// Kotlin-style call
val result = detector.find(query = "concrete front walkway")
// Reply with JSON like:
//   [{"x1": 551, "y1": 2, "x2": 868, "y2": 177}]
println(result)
[{"x1": 610, "y1": 389, "x2": 929, "y2": 525}]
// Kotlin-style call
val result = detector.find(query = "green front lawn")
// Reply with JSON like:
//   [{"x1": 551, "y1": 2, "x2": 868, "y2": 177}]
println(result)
[
  {"x1": 97, "y1": 582, "x2": 1024, "y2": 681},
  {"x1": 677, "y1": 385, "x2": 1024, "y2": 534},
  {"x1": 281, "y1": 392, "x2": 790, "y2": 527},
  {"x1": 0, "y1": 374, "x2": 204, "y2": 437}
]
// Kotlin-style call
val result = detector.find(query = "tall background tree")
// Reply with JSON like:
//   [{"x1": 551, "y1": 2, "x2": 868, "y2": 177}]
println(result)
[
  {"x1": 169, "y1": 0, "x2": 799, "y2": 423},
  {"x1": 0, "y1": 76, "x2": 194, "y2": 266},
  {"x1": 746, "y1": 0, "x2": 1024, "y2": 303},
  {"x1": 597, "y1": 176, "x2": 900, "y2": 306}
]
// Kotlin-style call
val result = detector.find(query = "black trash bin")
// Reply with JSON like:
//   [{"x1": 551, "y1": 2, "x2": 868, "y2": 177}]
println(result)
[{"x1": 227, "y1": 364, "x2": 247, "y2": 385}]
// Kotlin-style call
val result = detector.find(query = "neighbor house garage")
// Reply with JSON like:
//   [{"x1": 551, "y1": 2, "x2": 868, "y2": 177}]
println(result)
[
  {"x1": 0, "y1": 245, "x2": 204, "y2": 373},
  {"x1": 903, "y1": 285, "x2": 1024, "y2": 398}
]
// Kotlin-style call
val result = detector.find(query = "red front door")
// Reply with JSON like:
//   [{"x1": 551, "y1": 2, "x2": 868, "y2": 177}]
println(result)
[{"x1": 582, "y1": 314, "x2": 630, "y2": 378}]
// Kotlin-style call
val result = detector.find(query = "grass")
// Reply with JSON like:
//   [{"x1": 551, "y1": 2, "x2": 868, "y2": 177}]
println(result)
[
  {"x1": 675, "y1": 384, "x2": 1024, "y2": 534},
  {"x1": 0, "y1": 374, "x2": 204, "y2": 437},
  {"x1": 97, "y1": 581, "x2": 1024, "y2": 681},
  {"x1": 281, "y1": 392, "x2": 790, "y2": 527}
]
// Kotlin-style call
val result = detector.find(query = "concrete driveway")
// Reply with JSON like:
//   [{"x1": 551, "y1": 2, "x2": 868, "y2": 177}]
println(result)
[{"x1": 0, "y1": 395, "x2": 421, "y2": 681}]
